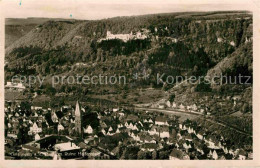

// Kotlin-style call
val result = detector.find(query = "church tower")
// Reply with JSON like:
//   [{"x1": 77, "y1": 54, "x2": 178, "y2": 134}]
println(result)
[{"x1": 75, "y1": 101, "x2": 82, "y2": 137}]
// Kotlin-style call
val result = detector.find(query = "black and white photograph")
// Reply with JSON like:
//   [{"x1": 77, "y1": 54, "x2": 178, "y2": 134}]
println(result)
[{"x1": 1, "y1": 0, "x2": 257, "y2": 163}]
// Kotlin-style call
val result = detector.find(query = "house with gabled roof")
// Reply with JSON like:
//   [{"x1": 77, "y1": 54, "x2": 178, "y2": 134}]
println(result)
[
  {"x1": 196, "y1": 130, "x2": 205, "y2": 140},
  {"x1": 107, "y1": 131, "x2": 114, "y2": 136},
  {"x1": 159, "y1": 126, "x2": 170, "y2": 138},
  {"x1": 51, "y1": 111, "x2": 59, "y2": 123},
  {"x1": 172, "y1": 102, "x2": 177, "y2": 108},
  {"x1": 57, "y1": 123, "x2": 65, "y2": 132},
  {"x1": 28, "y1": 122, "x2": 42, "y2": 135},
  {"x1": 118, "y1": 112, "x2": 125, "y2": 116},
  {"x1": 84, "y1": 125, "x2": 93, "y2": 134},
  {"x1": 143, "y1": 135, "x2": 156, "y2": 144},
  {"x1": 184, "y1": 134, "x2": 193, "y2": 142},
  {"x1": 124, "y1": 122, "x2": 129, "y2": 127},
  {"x1": 206, "y1": 135, "x2": 221, "y2": 149},
  {"x1": 138, "y1": 121, "x2": 143, "y2": 127},
  {"x1": 158, "y1": 103, "x2": 166, "y2": 109},
  {"x1": 208, "y1": 149, "x2": 213, "y2": 158},
  {"x1": 183, "y1": 141, "x2": 192, "y2": 151},
  {"x1": 101, "y1": 128, "x2": 107, "y2": 135},
  {"x1": 148, "y1": 125, "x2": 159, "y2": 136},
  {"x1": 177, "y1": 132, "x2": 183, "y2": 140},
  {"x1": 187, "y1": 126, "x2": 195, "y2": 134},
  {"x1": 179, "y1": 104, "x2": 185, "y2": 110},
  {"x1": 248, "y1": 152, "x2": 253, "y2": 160},
  {"x1": 128, "y1": 122, "x2": 134, "y2": 129},
  {"x1": 179, "y1": 123, "x2": 183, "y2": 130},
  {"x1": 132, "y1": 124, "x2": 138, "y2": 131},
  {"x1": 182, "y1": 125, "x2": 187, "y2": 130},
  {"x1": 117, "y1": 123, "x2": 123, "y2": 128},
  {"x1": 212, "y1": 150, "x2": 218, "y2": 160},
  {"x1": 34, "y1": 133, "x2": 41, "y2": 141},
  {"x1": 208, "y1": 149, "x2": 225, "y2": 160},
  {"x1": 15, "y1": 112, "x2": 20, "y2": 117},
  {"x1": 7, "y1": 128, "x2": 19, "y2": 139},
  {"x1": 141, "y1": 143, "x2": 158, "y2": 152},
  {"x1": 223, "y1": 147, "x2": 229, "y2": 154},
  {"x1": 100, "y1": 121, "x2": 107, "y2": 128},
  {"x1": 148, "y1": 119, "x2": 153, "y2": 123},
  {"x1": 175, "y1": 142, "x2": 180, "y2": 149},
  {"x1": 166, "y1": 101, "x2": 171, "y2": 107},
  {"x1": 237, "y1": 149, "x2": 247, "y2": 160},
  {"x1": 191, "y1": 103, "x2": 198, "y2": 111},
  {"x1": 108, "y1": 126, "x2": 113, "y2": 132},
  {"x1": 155, "y1": 116, "x2": 169, "y2": 126},
  {"x1": 7, "y1": 123, "x2": 12, "y2": 128},
  {"x1": 193, "y1": 139, "x2": 205, "y2": 155},
  {"x1": 132, "y1": 134, "x2": 140, "y2": 141},
  {"x1": 115, "y1": 128, "x2": 120, "y2": 134}
]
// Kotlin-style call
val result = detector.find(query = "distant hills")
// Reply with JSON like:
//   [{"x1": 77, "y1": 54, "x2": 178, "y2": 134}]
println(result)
[
  {"x1": 5, "y1": 17, "x2": 77, "y2": 25},
  {"x1": 5, "y1": 18, "x2": 77, "y2": 47}
]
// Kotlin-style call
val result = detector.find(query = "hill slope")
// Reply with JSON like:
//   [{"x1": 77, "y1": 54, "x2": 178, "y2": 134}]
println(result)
[{"x1": 5, "y1": 11, "x2": 252, "y2": 106}]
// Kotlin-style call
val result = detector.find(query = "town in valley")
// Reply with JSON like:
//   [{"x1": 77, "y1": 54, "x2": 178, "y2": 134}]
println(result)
[{"x1": 5, "y1": 11, "x2": 253, "y2": 160}]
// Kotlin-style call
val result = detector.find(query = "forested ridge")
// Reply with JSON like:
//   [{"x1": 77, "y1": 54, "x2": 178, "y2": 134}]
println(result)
[
  {"x1": 5, "y1": 11, "x2": 252, "y2": 107},
  {"x1": 5, "y1": 11, "x2": 252, "y2": 81}
]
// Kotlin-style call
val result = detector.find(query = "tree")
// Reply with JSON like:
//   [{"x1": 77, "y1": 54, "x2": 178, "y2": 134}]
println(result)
[
  {"x1": 159, "y1": 151, "x2": 169, "y2": 159},
  {"x1": 137, "y1": 150, "x2": 147, "y2": 159},
  {"x1": 17, "y1": 125, "x2": 31, "y2": 144},
  {"x1": 193, "y1": 65, "x2": 199, "y2": 75},
  {"x1": 123, "y1": 146, "x2": 139, "y2": 159},
  {"x1": 195, "y1": 82, "x2": 212, "y2": 92},
  {"x1": 169, "y1": 94, "x2": 175, "y2": 103},
  {"x1": 241, "y1": 103, "x2": 249, "y2": 113},
  {"x1": 45, "y1": 84, "x2": 56, "y2": 96},
  {"x1": 152, "y1": 150, "x2": 157, "y2": 160}
]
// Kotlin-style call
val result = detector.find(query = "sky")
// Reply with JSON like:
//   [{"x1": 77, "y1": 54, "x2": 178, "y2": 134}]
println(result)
[{"x1": 0, "y1": 0, "x2": 256, "y2": 20}]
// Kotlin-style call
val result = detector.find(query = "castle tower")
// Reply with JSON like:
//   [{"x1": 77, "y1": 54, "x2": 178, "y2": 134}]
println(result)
[{"x1": 75, "y1": 101, "x2": 82, "y2": 137}]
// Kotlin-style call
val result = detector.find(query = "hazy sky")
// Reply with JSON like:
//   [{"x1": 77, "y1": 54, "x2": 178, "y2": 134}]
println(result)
[{"x1": 1, "y1": 0, "x2": 255, "y2": 20}]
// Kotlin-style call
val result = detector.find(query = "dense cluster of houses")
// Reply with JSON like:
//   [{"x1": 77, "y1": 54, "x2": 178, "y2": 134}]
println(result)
[
  {"x1": 5, "y1": 100, "x2": 252, "y2": 160},
  {"x1": 142, "y1": 93, "x2": 248, "y2": 116},
  {"x1": 140, "y1": 98, "x2": 207, "y2": 115}
]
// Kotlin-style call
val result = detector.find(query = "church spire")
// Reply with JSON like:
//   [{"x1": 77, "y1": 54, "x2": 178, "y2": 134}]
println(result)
[
  {"x1": 75, "y1": 100, "x2": 82, "y2": 137},
  {"x1": 75, "y1": 101, "x2": 81, "y2": 116}
]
